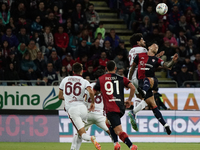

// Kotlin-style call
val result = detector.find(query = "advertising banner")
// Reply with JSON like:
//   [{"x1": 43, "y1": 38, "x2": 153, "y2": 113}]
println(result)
[
  {"x1": 59, "y1": 110, "x2": 200, "y2": 143},
  {"x1": 0, "y1": 87, "x2": 199, "y2": 110}
]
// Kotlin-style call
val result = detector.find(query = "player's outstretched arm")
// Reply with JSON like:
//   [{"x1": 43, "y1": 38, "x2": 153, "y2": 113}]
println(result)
[
  {"x1": 58, "y1": 89, "x2": 64, "y2": 100},
  {"x1": 156, "y1": 51, "x2": 165, "y2": 58},
  {"x1": 163, "y1": 53, "x2": 178, "y2": 69},
  {"x1": 128, "y1": 63, "x2": 137, "y2": 80},
  {"x1": 87, "y1": 87, "x2": 95, "y2": 111}
]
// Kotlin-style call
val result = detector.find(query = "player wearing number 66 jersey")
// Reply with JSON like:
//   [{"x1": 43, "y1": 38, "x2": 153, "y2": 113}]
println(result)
[
  {"x1": 58, "y1": 63, "x2": 101, "y2": 150},
  {"x1": 70, "y1": 69, "x2": 113, "y2": 150},
  {"x1": 93, "y1": 61, "x2": 138, "y2": 150}
]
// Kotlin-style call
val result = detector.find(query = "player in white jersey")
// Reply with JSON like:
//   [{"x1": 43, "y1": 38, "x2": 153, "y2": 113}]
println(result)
[
  {"x1": 70, "y1": 69, "x2": 121, "y2": 150},
  {"x1": 58, "y1": 63, "x2": 101, "y2": 150}
]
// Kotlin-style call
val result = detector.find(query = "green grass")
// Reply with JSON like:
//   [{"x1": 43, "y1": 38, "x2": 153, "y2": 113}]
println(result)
[{"x1": 0, "y1": 142, "x2": 199, "y2": 150}]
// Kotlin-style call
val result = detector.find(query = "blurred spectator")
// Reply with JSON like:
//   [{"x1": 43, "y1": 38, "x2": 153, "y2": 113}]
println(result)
[
  {"x1": 117, "y1": 68, "x2": 125, "y2": 77},
  {"x1": 44, "y1": 12, "x2": 59, "y2": 32},
  {"x1": 54, "y1": 25, "x2": 69, "y2": 58},
  {"x1": 43, "y1": 62, "x2": 58, "y2": 85},
  {"x1": 33, "y1": 51, "x2": 47, "y2": 79},
  {"x1": 47, "y1": 50, "x2": 61, "y2": 73},
  {"x1": 0, "y1": 49, "x2": 6, "y2": 70},
  {"x1": 1, "y1": 40, "x2": 10, "y2": 58},
  {"x1": 81, "y1": 28, "x2": 92, "y2": 43},
  {"x1": 90, "y1": 39, "x2": 102, "y2": 60},
  {"x1": 143, "y1": 0, "x2": 156, "y2": 12},
  {"x1": 16, "y1": 43, "x2": 27, "y2": 61},
  {"x1": 62, "y1": 52, "x2": 75, "y2": 73},
  {"x1": 31, "y1": 15, "x2": 43, "y2": 34},
  {"x1": 189, "y1": 16, "x2": 200, "y2": 37},
  {"x1": 27, "y1": 40, "x2": 39, "y2": 61},
  {"x1": 103, "y1": 40, "x2": 115, "y2": 60},
  {"x1": 114, "y1": 52, "x2": 125, "y2": 70},
  {"x1": 157, "y1": 18, "x2": 169, "y2": 37},
  {"x1": 180, "y1": 0, "x2": 199, "y2": 15},
  {"x1": 5, "y1": 51, "x2": 20, "y2": 73},
  {"x1": 186, "y1": 39, "x2": 197, "y2": 59},
  {"x1": 114, "y1": 40, "x2": 128, "y2": 61},
  {"x1": 176, "y1": 29, "x2": 187, "y2": 46},
  {"x1": 17, "y1": 27, "x2": 30, "y2": 46},
  {"x1": 1, "y1": 27, "x2": 19, "y2": 50},
  {"x1": 0, "y1": 18, "x2": 6, "y2": 35},
  {"x1": 6, "y1": 17, "x2": 16, "y2": 33},
  {"x1": 65, "y1": 18, "x2": 74, "y2": 36},
  {"x1": 43, "y1": 26, "x2": 54, "y2": 55},
  {"x1": 146, "y1": 27, "x2": 164, "y2": 47},
  {"x1": 0, "y1": 3, "x2": 10, "y2": 25},
  {"x1": 72, "y1": 3, "x2": 86, "y2": 32},
  {"x1": 82, "y1": 65, "x2": 95, "y2": 80},
  {"x1": 33, "y1": 1, "x2": 47, "y2": 22},
  {"x1": 96, "y1": 32, "x2": 104, "y2": 47},
  {"x1": 181, "y1": 56, "x2": 195, "y2": 74},
  {"x1": 175, "y1": 15, "x2": 190, "y2": 37},
  {"x1": 99, "y1": 51, "x2": 109, "y2": 67},
  {"x1": 163, "y1": 30, "x2": 178, "y2": 48},
  {"x1": 30, "y1": 32, "x2": 46, "y2": 57},
  {"x1": 153, "y1": 88, "x2": 169, "y2": 110},
  {"x1": 75, "y1": 54, "x2": 88, "y2": 72},
  {"x1": 53, "y1": 5, "x2": 65, "y2": 24},
  {"x1": 176, "y1": 64, "x2": 193, "y2": 87},
  {"x1": 85, "y1": 3, "x2": 99, "y2": 31},
  {"x1": 15, "y1": 16, "x2": 31, "y2": 34},
  {"x1": 58, "y1": 66, "x2": 70, "y2": 81},
  {"x1": 185, "y1": 7, "x2": 196, "y2": 24},
  {"x1": 82, "y1": 0, "x2": 91, "y2": 11},
  {"x1": 105, "y1": 28, "x2": 120, "y2": 49},
  {"x1": 129, "y1": 3, "x2": 142, "y2": 31},
  {"x1": 142, "y1": 5, "x2": 158, "y2": 26},
  {"x1": 4, "y1": 63, "x2": 19, "y2": 85},
  {"x1": 11, "y1": 3, "x2": 27, "y2": 22},
  {"x1": 20, "y1": 51, "x2": 37, "y2": 80},
  {"x1": 193, "y1": 53, "x2": 200, "y2": 69},
  {"x1": 95, "y1": 22, "x2": 105, "y2": 39},
  {"x1": 193, "y1": 63, "x2": 200, "y2": 86},
  {"x1": 138, "y1": 15, "x2": 152, "y2": 37},
  {"x1": 161, "y1": 40, "x2": 176, "y2": 61},
  {"x1": 177, "y1": 44, "x2": 187, "y2": 59},
  {"x1": 168, "y1": 5, "x2": 183, "y2": 31},
  {"x1": 75, "y1": 39, "x2": 90, "y2": 59},
  {"x1": 65, "y1": 0, "x2": 77, "y2": 16}
]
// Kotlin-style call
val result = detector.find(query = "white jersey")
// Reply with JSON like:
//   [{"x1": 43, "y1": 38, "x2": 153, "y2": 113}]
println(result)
[
  {"x1": 59, "y1": 75, "x2": 91, "y2": 111},
  {"x1": 128, "y1": 46, "x2": 148, "y2": 79},
  {"x1": 85, "y1": 83, "x2": 104, "y2": 115}
]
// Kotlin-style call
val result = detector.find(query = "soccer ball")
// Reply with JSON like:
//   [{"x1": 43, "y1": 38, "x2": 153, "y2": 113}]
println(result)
[{"x1": 156, "y1": 3, "x2": 168, "y2": 15}]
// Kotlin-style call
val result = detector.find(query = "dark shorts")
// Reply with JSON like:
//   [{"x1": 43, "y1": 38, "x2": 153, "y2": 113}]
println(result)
[
  {"x1": 106, "y1": 112, "x2": 123, "y2": 128},
  {"x1": 139, "y1": 77, "x2": 158, "y2": 100}
]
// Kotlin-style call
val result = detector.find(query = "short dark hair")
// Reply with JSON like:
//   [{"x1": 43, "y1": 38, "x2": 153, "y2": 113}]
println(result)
[
  {"x1": 94, "y1": 69, "x2": 105, "y2": 79},
  {"x1": 106, "y1": 60, "x2": 116, "y2": 71},
  {"x1": 130, "y1": 33, "x2": 143, "y2": 46},
  {"x1": 99, "y1": 22, "x2": 103, "y2": 25},
  {"x1": 72, "y1": 63, "x2": 83, "y2": 74}
]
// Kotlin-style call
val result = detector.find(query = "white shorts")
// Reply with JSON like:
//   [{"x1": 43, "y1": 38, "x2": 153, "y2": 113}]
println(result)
[
  {"x1": 84, "y1": 113, "x2": 108, "y2": 132},
  {"x1": 128, "y1": 68, "x2": 139, "y2": 94},
  {"x1": 67, "y1": 104, "x2": 88, "y2": 131}
]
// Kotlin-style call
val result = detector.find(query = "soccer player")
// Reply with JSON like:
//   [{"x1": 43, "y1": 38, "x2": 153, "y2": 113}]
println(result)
[
  {"x1": 93, "y1": 60, "x2": 138, "y2": 150},
  {"x1": 128, "y1": 44, "x2": 178, "y2": 135},
  {"x1": 70, "y1": 69, "x2": 121, "y2": 150},
  {"x1": 128, "y1": 33, "x2": 164, "y2": 131},
  {"x1": 58, "y1": 63, "x2": 101, "y2": 150}
]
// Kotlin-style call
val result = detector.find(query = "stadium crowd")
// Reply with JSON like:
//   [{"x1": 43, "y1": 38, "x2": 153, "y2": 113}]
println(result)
[{"x1": 0, "y1": 0, "x2": 199, "y2": 87}]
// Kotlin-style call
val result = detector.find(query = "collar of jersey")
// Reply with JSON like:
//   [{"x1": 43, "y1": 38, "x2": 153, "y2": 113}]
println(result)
[
  {"x1": 73, "y1": 74, "x2": 82, "y2": 77},
  {"x1": 132, "y1": 45, "x2": 140, "y2": 48}
]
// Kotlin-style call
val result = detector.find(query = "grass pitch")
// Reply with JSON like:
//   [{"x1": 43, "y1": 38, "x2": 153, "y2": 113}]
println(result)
[{"x1": 0, "y1": 142, "x2": 199, "y2": 150}]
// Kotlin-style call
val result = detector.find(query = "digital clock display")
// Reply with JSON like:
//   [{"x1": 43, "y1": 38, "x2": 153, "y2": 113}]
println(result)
[{"x1": 0, "y1": 110, "x2": 59, "y2": 142}]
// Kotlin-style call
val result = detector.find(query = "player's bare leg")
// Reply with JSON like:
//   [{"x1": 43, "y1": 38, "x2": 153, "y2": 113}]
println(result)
[
  {"x1": 77, "y1": 127, "x2": 101, "y2": 150},
  {"x1": 113, "y1": 125, "x2": 137, "y2": 150}
]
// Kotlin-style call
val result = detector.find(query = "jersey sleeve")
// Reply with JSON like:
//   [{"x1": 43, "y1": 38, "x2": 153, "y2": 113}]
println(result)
[
  {"x1": 93, "y1": 79, "x2": 100, "y2": 91},
  {"x1": 133, "y1": 54, "x2": 139, "y2": 65},
  {"x1": 59, "y1": 79, "x2": 64, "y2": 90},
  {"x1": 123, "y1": 77, "x2": 131, "y2": 88},
  {"x1": 158, "y1": 58, "x2": 164, "y2": 66}
]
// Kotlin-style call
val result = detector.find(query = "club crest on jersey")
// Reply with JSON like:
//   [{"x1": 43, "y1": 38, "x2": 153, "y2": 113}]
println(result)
[{"x1": 152, "y1": 59, "x2": 155, "y2": 62}]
